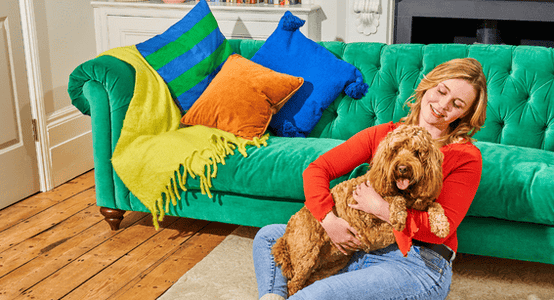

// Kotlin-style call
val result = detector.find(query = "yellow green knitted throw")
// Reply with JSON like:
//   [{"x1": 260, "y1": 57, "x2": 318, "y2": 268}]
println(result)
[{"x1": 102, "y1": 46, "x2": 268, "y2": 229}]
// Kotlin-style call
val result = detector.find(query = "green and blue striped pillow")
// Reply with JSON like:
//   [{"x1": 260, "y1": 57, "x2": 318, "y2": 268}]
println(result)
[{"x1": 136, "y1": 0, "x2": 234, "y2": 112}]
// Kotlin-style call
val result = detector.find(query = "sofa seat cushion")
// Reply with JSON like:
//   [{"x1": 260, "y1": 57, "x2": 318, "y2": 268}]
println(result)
[
  {"x1": 182, "y1": 136, "x2": 353, "y2": 201},
  {"x1": 182, "y1": 139, "x2": 554, "y2": 227},
  {"x1": 468, "y1": 142, "x2": 554, "y2": 226}
]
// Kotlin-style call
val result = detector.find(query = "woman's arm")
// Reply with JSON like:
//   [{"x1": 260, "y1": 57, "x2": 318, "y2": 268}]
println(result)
[
  {"x1": 405, "y1": 145, "x2": 482, "y2": 244},
  {"x1": 302, "y1": 129, "x2": 374, "y2": 255},
  {"x1": 303, "y1": 122, "x2": 395, "y2": 253},
  {"x1": 303, "y1": 123, "x2": 394, "y2": 221}
]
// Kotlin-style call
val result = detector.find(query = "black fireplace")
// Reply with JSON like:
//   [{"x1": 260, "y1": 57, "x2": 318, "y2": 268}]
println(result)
[{"x1": 395, "y1": 0, "x2": 554, "y2": 47}]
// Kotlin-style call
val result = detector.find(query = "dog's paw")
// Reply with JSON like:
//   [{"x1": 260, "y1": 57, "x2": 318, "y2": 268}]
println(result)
[
  {"x1": 391, "y1": 210, "x2": 407, "y2": 231},
  {"x1": 428, "y1": 203, "x2": 450, "y2": 238},
  {"x1": 389, "y1": 196, "x2": 408, "y2": 231},
  {"x1": 429, "y1": 212, "x2": 449, "y2": 238}
]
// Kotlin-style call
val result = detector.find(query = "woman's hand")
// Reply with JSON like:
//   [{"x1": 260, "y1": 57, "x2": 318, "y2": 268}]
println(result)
[
  {"x1": 351, "y1": 180, "x2": 391, "y2": 223},
  {"x1": 320, "y1": 211, "x2": 362, "y2": 255}
]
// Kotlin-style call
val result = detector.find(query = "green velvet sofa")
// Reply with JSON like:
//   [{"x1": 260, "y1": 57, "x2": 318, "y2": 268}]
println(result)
[{"x1": 69, "y1": 41, "x2": 554, "y2": 265}]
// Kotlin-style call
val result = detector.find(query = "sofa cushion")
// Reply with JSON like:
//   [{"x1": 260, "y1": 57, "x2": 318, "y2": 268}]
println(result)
[
  {"x1": 468, "y1": 142, "x2": 554, "y2": 226},
  {"x1": 181, "y1": 54, "x2": 304, "y2": 139},
  {"x1": 182, "y1": 136, "x2": 353, "y2": 200},
  {"x1": 250, "y1": 11, "x2": 368, "y2": 138},
  {"x1": 136, "y1": 0, "x2": 234, "y2": 112}
]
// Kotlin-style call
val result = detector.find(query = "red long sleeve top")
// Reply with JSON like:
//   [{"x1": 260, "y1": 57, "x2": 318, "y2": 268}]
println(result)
[{"x1": 303, "y1": 122, "x2": 482, "y2": 253}]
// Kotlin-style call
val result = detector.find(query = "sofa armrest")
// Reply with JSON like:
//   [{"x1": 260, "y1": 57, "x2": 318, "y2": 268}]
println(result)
[
  {"x1": 69, "y1": 55, "x2": 135, "y2": 116},
  {"x1": 68, "y1": 55, "x2": 136, "y2": 210}
]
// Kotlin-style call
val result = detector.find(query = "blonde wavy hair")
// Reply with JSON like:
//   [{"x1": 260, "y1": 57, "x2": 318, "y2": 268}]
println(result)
[{"x1": 400, "y1": 58, "x2": 488, "y2": 147}]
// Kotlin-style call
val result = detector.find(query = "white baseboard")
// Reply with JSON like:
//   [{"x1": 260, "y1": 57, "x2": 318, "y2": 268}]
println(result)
[{"x1": 47, "y1": 105, "x2": 94, "y2": 187}]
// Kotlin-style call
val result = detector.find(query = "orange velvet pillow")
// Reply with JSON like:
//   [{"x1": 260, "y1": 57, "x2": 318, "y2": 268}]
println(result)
[{"x1": 181, "y1": 54, "x2": 304, "y2": 139}]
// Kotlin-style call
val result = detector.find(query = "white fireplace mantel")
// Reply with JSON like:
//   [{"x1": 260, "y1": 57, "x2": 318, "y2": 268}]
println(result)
[{"x1": 91, "y1": 0, "x2": 325, "y2": 54}]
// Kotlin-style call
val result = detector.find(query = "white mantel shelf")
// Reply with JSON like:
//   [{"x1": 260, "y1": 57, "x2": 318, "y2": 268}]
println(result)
[
  {"x1": 91, "y1": 0, "x2": 324, "y2": 54},
  {"x1": 91, "y1": 0, "x2": 318, "y2": 13}
]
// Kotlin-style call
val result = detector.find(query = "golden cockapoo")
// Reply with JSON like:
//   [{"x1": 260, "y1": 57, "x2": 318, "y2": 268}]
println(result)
[{"x1": 272, "y1": 125, "x2": 450, "y2": 296}]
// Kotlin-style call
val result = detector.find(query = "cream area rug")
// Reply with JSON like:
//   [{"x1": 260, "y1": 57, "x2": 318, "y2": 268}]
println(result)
[{"x1": 158, "y1": 226, "x2": 554, "y2": 300}]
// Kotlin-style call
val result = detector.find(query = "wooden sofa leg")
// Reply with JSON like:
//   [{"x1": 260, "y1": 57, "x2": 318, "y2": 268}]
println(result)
[{"x1": 99, "y1": 207, "x2": 126, "y2": 231}]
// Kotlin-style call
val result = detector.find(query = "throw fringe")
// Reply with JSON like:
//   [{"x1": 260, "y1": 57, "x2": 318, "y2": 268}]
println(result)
[{"x1": 149, "y1": 132, "x2": 269, "y2": 229}]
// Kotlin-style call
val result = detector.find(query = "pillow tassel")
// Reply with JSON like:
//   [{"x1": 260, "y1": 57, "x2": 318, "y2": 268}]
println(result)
[
  {"x1": 345, "y1": 77, "x2": 369, "y2": 99},
  {"x1": 282, "y1": 11, "x2": 306, "y2": 31}
]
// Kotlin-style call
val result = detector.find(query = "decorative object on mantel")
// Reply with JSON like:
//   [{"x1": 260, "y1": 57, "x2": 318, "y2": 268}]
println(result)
[{"x1": 353, "y1": 0, "x2": 380, "y2": 35}]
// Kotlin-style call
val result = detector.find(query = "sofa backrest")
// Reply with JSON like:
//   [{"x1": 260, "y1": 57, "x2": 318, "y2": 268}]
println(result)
[{"x1": 230, "y1": 40, "x2": 554, "y2": 152}]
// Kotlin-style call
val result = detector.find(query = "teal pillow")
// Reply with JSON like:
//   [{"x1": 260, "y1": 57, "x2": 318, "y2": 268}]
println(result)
[
  {"x1": 251, "y1": 11, "x2": 368, "y2": 137},
  {"x1": 136, "y1": 0, "x2": 234, "y2": 112},
  {"x1": 468, "y1": 142, "x2": 554, "y2": 226}
]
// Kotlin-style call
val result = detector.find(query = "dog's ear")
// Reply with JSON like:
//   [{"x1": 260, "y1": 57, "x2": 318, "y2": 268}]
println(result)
[
  {"x1": 369, "y1": 161, "x2": 387, "y2": 194},
  {"x1": 424, "y1": 145, "x2": 444, "y2": 199},
  {"x1": 369, "y1": 133, "x2": 395, "y2": 194}
]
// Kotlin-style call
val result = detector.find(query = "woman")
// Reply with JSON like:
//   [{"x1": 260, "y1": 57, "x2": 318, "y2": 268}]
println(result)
[{"x1": 253, "y1": 57, "x2": 488, "y2": 300}]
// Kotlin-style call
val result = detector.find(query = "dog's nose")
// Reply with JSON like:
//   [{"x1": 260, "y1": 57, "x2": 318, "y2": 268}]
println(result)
[{"x1": 398, "y1": 165, "x2": 408, "y2": 174}]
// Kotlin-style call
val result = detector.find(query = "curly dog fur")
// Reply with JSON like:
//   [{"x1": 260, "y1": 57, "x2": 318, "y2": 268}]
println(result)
[{"x1": 272, "y1": 125, "x2": 450, "y2": 296}]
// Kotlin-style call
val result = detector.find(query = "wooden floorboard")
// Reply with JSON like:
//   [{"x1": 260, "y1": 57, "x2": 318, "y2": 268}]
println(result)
[
  {"x1": 0, "y1": 170, "x2": 239, "y2": 300},
  {"x1": 0, "y1": 171, "x2": 96, "y2": 232}
]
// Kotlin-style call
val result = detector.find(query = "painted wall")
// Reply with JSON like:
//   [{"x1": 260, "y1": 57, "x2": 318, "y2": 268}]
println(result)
[
  {"x1": 34, "y1": 0, "x2": 97, "y2": 115},
  {"x1": 33, "y1": 0, "x2": 97, "y2": 187}
]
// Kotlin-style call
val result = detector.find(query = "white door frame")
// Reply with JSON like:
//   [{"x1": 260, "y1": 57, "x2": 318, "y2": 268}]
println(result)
[{"x1": 18, "y1": 0, "x2": 53, "y2": 192}]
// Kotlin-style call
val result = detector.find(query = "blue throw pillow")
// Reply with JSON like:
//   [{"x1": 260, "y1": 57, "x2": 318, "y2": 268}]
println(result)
[
  {"x1": 136, "y1": 0, "x2": 234, "y2": 112},
  {"x1": 251, "y1": 11, "x2": 368, "y2": 137}
]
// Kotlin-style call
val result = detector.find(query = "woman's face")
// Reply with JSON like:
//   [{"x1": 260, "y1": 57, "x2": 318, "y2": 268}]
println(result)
[{"x1": 419, "y1": 78, "x2": 477, "y2": 134}]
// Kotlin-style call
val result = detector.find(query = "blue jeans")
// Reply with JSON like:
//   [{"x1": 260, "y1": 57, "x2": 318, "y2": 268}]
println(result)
[{"x1": 253, "y1": 224, "x2": 453, "y2": 300}]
